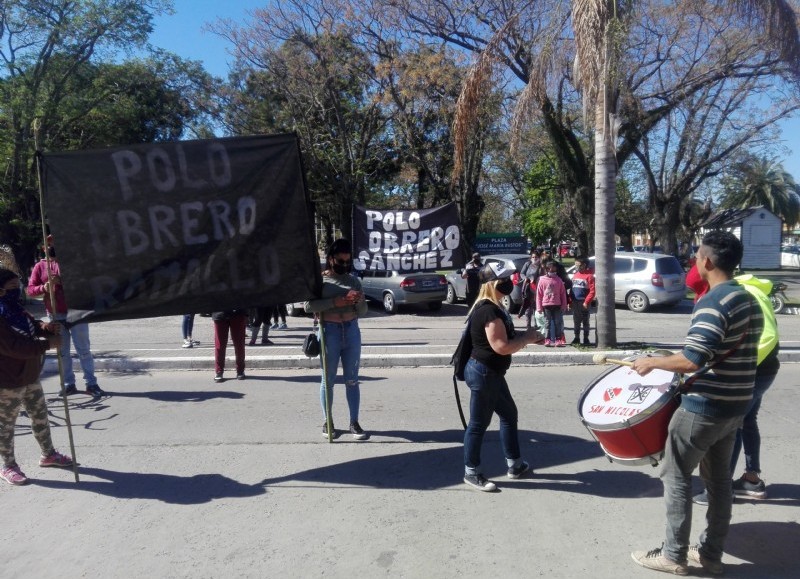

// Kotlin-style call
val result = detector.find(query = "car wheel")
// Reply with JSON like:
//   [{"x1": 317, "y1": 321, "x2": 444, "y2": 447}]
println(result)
[
  {"x1": 626, "y1": 291, "x2": 650, "y2": 313},
  {"x1": 500, "y1": 294, "x2": 514, "y2": 312},
  {"x1": 770, "y1": 293, "x2": 785, "y2": 314},
  {"x1": 427, "y1": 300, "x2": 442, "y2": 312},
  {"x1": 382, "y1": 292, "x2": 397, "y2": 314},
  {"x1": 445, "y1": 284, "x2": 457, "y2": 304}
]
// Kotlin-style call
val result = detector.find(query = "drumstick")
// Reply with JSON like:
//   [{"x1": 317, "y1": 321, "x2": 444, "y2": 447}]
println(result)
[{"x1": 592, "y1": 353, "x2": 635, "y2": 368}]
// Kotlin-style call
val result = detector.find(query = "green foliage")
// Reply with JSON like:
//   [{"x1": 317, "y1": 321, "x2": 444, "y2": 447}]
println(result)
[
  {"x1": 224, "y1": 30, "x2": 402, "y2": 241},
  {"x1": 520, "y1": 155, "x2": 569, "y2": 246},
  {"x1": 0, "y1": 1, "x2": 206, "y2": 267},
  {"x1": 720, "y1": 155, "x2": 800, "y2": 226}
]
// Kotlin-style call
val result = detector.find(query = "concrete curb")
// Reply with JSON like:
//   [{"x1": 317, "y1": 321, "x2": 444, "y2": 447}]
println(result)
[{"x1": 42, "y1": 349, "x2": 800, "y2": 373}]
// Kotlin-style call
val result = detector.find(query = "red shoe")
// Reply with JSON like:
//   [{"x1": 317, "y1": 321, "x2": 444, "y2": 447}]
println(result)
[
  {"x1": 1, "y1": 463, "x2": 28, "y2": 485},
  {"x1": 39, "y1": 451, "x2": 73, "y2": 468}
]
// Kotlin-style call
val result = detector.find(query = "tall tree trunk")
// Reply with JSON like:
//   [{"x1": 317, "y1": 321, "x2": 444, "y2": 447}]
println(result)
[{"x1": 594, "y1": 101, "x2": 617, "y2": 348}]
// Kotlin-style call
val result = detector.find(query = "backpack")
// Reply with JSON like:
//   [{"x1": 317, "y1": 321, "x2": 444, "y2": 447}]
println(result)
[
  {"x1": 450, "y1": 305, "x2": 482, "y2": 430},
  {"x1": 450, "y1": 317, "x2": 473, "y2": 381}
]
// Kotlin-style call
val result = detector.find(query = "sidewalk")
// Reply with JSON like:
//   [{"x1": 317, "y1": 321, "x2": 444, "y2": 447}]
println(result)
[{"x1": 30, "y1": 296, "x2": 800, "y2": 373}]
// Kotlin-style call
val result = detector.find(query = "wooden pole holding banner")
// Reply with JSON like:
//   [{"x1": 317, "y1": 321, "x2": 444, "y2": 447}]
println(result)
[
  {"x1": 33, "y1": 119, "x2": 80, "y2": 483},
  {"x1": 318, "y1": 313, "x2": 333, "y2": 443}
]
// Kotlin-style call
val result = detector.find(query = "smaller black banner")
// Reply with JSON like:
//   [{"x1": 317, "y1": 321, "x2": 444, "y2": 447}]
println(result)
[{"x1": 352, "y1": 203, "x2": 464, "y2": 272}]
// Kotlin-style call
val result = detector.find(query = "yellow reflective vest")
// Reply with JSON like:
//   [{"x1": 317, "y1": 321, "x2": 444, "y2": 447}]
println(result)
[{"x1": 735, "y1": 274, "x2": 778, "y2": 365}]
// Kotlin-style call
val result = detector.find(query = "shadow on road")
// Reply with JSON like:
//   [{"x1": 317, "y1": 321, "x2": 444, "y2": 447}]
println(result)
[
  {"x1": 32, "y1": 467, "x2": 267, "y2": 504},
  {"x1": 724, "y1": 520, "x2": 800, "y2": 576}
]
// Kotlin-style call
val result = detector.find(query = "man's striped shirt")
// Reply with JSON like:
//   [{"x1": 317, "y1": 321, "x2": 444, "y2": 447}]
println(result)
[{"x1": 680, "y1": 280, "x2": 763, "y2": 418}]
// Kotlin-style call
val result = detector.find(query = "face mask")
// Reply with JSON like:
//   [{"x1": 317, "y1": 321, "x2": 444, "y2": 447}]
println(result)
[
  {"x1": 332, "y1": 264, "x2": 349, "y2": 275},
  {"x1": 47, "y1": 247, "x2": 56, "y2": 258},
  {"x1": 1, "y1": 288, "x2": 21, "y2": 302},
  {"x1": 496, "y1": 279, "x2": 514, "y2": 295},
  {"x1": 547, "y1": 271, "x2": 558, "y2": 278}
]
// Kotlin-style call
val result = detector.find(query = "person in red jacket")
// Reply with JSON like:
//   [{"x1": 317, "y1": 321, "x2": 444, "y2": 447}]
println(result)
[
  {"x1": 0, "y1": 268, "x2": 73, "y2": 486},
  {"x1": 570, "y1": 257, "x2": 596, "y2": 346},
  {"x1": 686, "y1": 263, "x2": 710, "y2": 302}
]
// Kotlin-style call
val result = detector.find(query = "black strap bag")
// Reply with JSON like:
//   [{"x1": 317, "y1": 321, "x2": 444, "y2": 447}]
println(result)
[{"x1": 302, "y1": 332, "x2": 321, "y2": 357}]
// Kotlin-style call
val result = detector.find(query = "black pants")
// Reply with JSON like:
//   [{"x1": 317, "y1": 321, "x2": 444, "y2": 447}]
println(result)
[{"x1": 572, "y1": 305, "x2": 590, "y2": 338}]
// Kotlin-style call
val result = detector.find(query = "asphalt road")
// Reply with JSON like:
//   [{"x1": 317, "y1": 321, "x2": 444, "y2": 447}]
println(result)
[{"x1": 2, "y1": 366, "x2": 798, "y2": 578}]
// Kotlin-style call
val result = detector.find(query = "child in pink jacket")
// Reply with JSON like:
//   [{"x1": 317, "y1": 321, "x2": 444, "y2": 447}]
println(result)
[{"x1": 536, "y1": 260, "x2": 568, "y2": 346}]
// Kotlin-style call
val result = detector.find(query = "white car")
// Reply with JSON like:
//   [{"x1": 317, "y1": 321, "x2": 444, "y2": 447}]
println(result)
[{"x1": 444, "y1": 253, "x2": 530, "y2": 312}]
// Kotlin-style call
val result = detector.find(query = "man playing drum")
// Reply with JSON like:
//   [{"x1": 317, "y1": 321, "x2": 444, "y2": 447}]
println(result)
[{"x1": 629, "y1": 231, "x2": 763, "y2": 576}]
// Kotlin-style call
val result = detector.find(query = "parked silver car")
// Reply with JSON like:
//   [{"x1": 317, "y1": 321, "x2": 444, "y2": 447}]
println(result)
[
  {"x1": 359, "y1": 269, "x2": 447, "y2": 314},
  {"x1": 445, "y1": 253, "x2": 530, "y2": 312},
  {"x1": 567, "y1": 252, "x2": 686, "y2": 313}
]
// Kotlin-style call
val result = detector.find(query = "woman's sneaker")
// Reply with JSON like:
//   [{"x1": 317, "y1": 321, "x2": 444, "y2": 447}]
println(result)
[
  {"x1": 182, "y1": 339, "x2": 193, "y2": 348},
  {"x1": 463, "y1": 474, "x2": 497, "y2": 492},
  {"x1": 86, "y1": 385, "x2": 106, "y2": 398},
  {"x1": 732, "y1": 475, "x2": 767, "y2": 499},
  {"x1": 0, "y1": 463, "x2": 28, "y2": 485},
  {"x1": 39, "y1": 451, "x2": 73, "y2": 468},
  {"x1": 349, "y1": 421, "x2": 368, "y2": 440},
  {"x1": 507, "y1": 461, "x2": 530, "y2": 479}
]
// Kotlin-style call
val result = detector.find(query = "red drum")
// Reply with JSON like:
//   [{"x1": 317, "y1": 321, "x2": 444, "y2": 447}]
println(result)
[{"x1": 578, "y1": 363, "x2": 681, "y2": 466}]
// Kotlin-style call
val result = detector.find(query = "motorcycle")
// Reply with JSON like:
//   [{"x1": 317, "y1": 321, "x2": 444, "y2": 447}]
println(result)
[{"x1": 769, "y1": 281, "x2": 789, "y2": 314}]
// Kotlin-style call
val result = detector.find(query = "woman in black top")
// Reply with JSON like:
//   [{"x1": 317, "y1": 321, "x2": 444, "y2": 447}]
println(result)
[{"x1": 463, "y1": 262, "x2": 544, "y2": 492}]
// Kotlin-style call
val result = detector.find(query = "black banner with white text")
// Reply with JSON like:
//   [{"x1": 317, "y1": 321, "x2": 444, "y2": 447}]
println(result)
[
  {"x1": 352, "y1": 203, "x2": 464, "y2": 272},
  {"x1": 40, "y1": 134, "x2": 321, "y2": 323}
]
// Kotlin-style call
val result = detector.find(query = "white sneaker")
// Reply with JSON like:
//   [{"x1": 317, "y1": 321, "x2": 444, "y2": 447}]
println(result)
[{"x1": 182, "y1": 339, "x2": 193, "y2": 348}]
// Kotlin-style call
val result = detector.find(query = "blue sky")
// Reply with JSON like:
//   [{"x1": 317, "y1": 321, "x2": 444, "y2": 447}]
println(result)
[{"x1": 148, "y1": 0, "x2": 800, "y2": 181}]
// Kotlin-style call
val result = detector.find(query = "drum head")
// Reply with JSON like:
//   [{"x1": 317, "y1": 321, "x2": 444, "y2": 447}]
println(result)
[{"x1": 579, "y1": 364, "x2": 677, "y2": 427}]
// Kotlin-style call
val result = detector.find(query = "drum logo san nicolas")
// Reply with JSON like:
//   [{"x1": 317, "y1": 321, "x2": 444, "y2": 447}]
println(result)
[
  {"x1": 589, "y1": 382, "x2": 659, "y2": 419},
  {"x1": 585, "y1": 380, "x2": 670, "y2": 420}
]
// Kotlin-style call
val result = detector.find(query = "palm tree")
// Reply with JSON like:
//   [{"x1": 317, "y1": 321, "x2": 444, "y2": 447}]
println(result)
[
  {"x1": 571, "y1": 1, "x2": 631, "y2": 347},
  {"x1": 721, "y1": 155, "x2": 800, "y2": 227}
]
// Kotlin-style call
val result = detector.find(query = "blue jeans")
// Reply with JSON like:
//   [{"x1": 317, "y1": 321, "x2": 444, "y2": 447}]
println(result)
[
  {"x1": 730, "y1": 370, "x2": 776, "y2": 475},
  {"x1": 463, "y1": 358, "x2": 521, "y2": 475},
  {"x1": 543, "y1": 307, "x2": 564, "y2": 341},
  {"x1": 319, "y1": 319, "x2": 361, "y2": 422},
  {"x1": 50, "y1": 314, "x2": 97, "y2": 387},
  {"x1": 660, "y1": 408, "x2": 742, "y2": 563},
  {"x1": 182, "y1": 314, "x2": 195, "y2": 339}
]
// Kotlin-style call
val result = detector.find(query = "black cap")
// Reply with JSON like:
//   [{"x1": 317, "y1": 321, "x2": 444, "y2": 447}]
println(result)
[{"x1": 478, "y1": 262, "x2": 514, "y2": 284}]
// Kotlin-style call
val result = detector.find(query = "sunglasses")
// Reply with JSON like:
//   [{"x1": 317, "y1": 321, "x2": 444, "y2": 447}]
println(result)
[{"x1": 333, "y1": 258, "x2": 352, "y2": 266}]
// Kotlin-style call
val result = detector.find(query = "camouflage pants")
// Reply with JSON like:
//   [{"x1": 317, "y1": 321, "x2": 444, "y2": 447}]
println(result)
[{"x1": 0, "y1": 381, "x2": 55, "y2": 467}]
